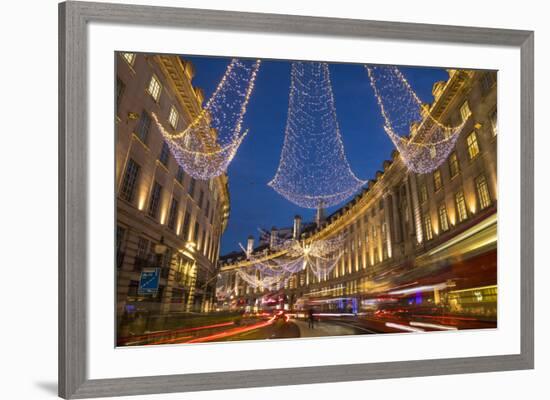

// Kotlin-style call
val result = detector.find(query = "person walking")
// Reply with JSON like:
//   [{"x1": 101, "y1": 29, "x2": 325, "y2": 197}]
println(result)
[{"x1": 308, "y1": 308, "x2": 315, "y2": 329}]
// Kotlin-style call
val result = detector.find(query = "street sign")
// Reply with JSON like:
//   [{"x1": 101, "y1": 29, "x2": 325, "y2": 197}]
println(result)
[{"x1": 138, "y1": 268, "x2": 160, "y2": 295}]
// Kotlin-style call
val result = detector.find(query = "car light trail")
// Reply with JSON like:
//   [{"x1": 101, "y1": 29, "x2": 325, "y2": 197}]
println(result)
[
  {"x1": 410, "y1": 321, "x2": 458, "y2": 331},
  {"x1": 187, "y1": 316, "x2": 278, "y2": 343},
  {"x1": 119, "y1": 321, "x2": 236, "y2": 345},
  {"x1": 385, "y1": 322, "x2": 425, "y2": 332}
]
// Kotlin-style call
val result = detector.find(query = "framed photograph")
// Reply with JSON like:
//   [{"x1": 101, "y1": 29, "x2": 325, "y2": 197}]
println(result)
[{"x1": 59, "y1": 1, "x2": 534, "y2": 398}]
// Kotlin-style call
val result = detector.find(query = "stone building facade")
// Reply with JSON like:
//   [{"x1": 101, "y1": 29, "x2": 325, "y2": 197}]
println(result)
[
  {"x1": 116, "y1": 53, "x2": 230, "y2": 322},
  {"x1": 219, "y1": 68, "x2": 497, "y2": 318}
]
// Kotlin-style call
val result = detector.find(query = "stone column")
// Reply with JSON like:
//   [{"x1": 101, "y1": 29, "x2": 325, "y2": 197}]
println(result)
[
  {"x1": 391, "y1": 189, "x2": 402, "y2": 244},
  {"x1": 383, "y1": 194, "x2": 393, "y2": 259},
  {"x1": 407, "y1": 174, "x2": 424, "y2": 244}
]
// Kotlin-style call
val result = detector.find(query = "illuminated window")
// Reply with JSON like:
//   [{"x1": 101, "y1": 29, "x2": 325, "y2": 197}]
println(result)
[
  {"x1": 168, "y1": 106, "x2": 179, "y2": 129},
  {"x1": 433, "y1": 170, "x2": 442, "y2": 192},
  {"x1": 439, "y1": 204, "x2": 449, "y2": 232},
  {"x1": 147, "y1": 181, "x2": 162, "y2": 218},
  {"x1": 120, "y1": 159, "x2": 140, "y2": 203},
  {"x1": 147, "y1": 74, "x2": 162, "y2": 102},
  {"x1": 424, "y1": 215, "x2": 433, "y2": 240},
  {"x1": 449, "y1": 152, "x2": 460, "y2": 178},
  {"x1": 490, "y1": 109, "x2": 498, "y2": 136},
  {"x1": 419, "y1": 184, "x2": 428, "y2": 204},
  {"x1": 167, "y1": 198, "x2": 179, "y2": 230},
  {"x1": 476, "y1": 175, "x2": 492, "y2": 210},
  {"x1": 460, "y1": 101, "x2": 472, "y2": 122},
  {"x1": 159, "y1": 141, "x2": 170, "y2": 166},
  {"x1": 466, "y1": 131, "x2": 480, "y2": 159},
  {"x1": 135, "y1": 110, "x2": 151, "y2": 144},
  {"x1": 455, "y1": 191, "x2": 468, "y2": 222},
  {"x1": 121, "y1": 53, "x2": 136, "y2": 66}
]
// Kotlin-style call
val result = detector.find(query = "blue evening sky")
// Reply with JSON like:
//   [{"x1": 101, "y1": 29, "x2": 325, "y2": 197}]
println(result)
[{"x1": 184, "y1": 56, "x2": 448, "y2": 255}]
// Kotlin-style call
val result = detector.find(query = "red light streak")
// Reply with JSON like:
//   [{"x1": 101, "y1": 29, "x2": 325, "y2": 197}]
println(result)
[
  {"x1": 119, "y1": 321, "x2": 236, "y2": 345},
  {"x1": 187, "y1": 316, "x2": 277, "y2": 343}
]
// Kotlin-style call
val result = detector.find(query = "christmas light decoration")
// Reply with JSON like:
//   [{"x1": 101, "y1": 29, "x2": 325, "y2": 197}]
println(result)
[
  {"x1": 269, "y1": 62, "x2": 366, "y2": 208},
  {"x1": 365, "y1": 65, "x2": 467, "y2": 174},
  {"x1": 234, "y1": 233, "x2": 346, "y2": 286},
  {"x1": 153, "y1": 59, "x2": 261, "y2": 180}
]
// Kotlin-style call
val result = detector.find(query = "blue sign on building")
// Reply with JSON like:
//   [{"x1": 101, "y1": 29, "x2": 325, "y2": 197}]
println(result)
[{"x1": 138, "y1": 268, "x2": 160, "y2": 295}]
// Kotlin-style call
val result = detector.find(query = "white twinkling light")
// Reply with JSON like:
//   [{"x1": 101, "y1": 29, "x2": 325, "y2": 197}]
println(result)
[
  {"x1": 235, "y1": 233, "x2": 346, "y2": 286},
  {"x1": 269, "y1": 62, "x2": 366, "y2": 208},
  {"x1": 366, "y1": 65, "x2": 467, "y2": 174},
  {"x1": 153, "y1": 59, "x2": 261, "y2": 180}
]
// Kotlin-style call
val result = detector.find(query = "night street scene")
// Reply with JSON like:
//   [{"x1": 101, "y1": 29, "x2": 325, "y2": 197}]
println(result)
[{"x1": 116, "y1": 53, "x2": 497, "y2": 346}]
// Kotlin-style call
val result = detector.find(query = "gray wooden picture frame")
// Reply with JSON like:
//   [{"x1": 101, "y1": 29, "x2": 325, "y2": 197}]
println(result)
[{"x1": 59, "y1": 1, "x2": 534, "y2": 398}]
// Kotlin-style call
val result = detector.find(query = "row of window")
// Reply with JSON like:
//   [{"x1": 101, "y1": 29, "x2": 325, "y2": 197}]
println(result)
[{"x1": 119, "y1": 157, "x2": 219, "y2": 260}]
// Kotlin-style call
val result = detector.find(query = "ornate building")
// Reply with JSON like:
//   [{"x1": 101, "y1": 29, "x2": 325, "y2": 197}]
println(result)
[
  {"x1": 219, "y1": 68, "x2": 497, "y2": 319},
  {"x1": 116, "y1": 53, "x2": 230, "y2": 324}
]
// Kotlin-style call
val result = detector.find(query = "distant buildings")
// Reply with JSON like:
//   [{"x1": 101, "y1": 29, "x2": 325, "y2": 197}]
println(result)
[
  {"x1": 116, "y1": 53, "x2": 230, "y2": 325},
  {"x1": 219, "y1": 69, "x2": 498, "y2": 319}
]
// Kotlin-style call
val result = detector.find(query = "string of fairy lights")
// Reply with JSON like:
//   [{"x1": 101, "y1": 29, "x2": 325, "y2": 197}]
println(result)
[
  {"x1": 268, "y1": 61, "x2": 366, "y2": 209},
  {"x1": 226, "y1": 233, "x2": 346, "y2": 291},
  {"x1": 152, "y1": 58, "x2": 261, "y2": 180},
  {"x1": 151, "y1": 59, "x2": 465, "y2": 293},
  {"x1": 365, "y1": 65, "x2": 465, "y2": 174}
]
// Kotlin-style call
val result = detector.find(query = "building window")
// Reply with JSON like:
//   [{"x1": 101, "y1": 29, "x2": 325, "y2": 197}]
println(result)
[
  {"x1": 460, "y1": 101, "x2": 472, "y2": 122},
  {"x1": 120, "y1": 159, "x2": 140, "y2": 202},
  {"x1": 193, "y1": 221, "x2": 200, "y2": 243},
  {"x1": 147, "y1": 74, "x2": 162, "y2": 102},
  {"x1": 116, "y1": 77, "x2": 125, "y2": 107},
  {"x1": 476, "y1": 175, "x2": 492, "y2": 210},
  {"x1": 159, "y1": 141, "x2": 170, "y2": 166},
  {"x1": 449, "y1": 152, "x2": 460, "y2": 178},
  {"x1": 198, "y1": 190, "x2": 205, "y2": 209},
  {"x1": 147, "y1": 181, "x2": 162, "y2": 218},
  {"x1": 136, "y1": 237, "x2": 150, "y2": 259},
  {"x1": 121, "y1": 53, "x2": 136, "y2": 66},
  {"x1": 419, "y1": 184, "x2": 428, "y2": 204},
  {"x1": 490, "y1": 109, "x2": 498, "y2": 136},
  {"x1": 167, "y1": 198, "x2": 179, "y2": 230},
  {"x1": 481, "y1": 71, "x2": 496, "y2": 95},
  {"x1": 455, "y1": 191, "x2": 468, "y2": 223},
  {"x1": 424, "y1": 216, "x2": 433, "y2": 241},
  {"x1": 135, "y1": 110, "x2": 151, "y2": 144},
  {"x1": 182, "y1": 211, "x2": 191, "y2": 240},
  {"x1": 466, "y1": 131, "x2": 480, "y2": 159},
  {"x1": 188, "y1": 177, "x2": 196, "y2": 198},
  {"x1": 433, "y1": 170, "x2": 442, "y2": 192},
  {"x1": 176, "y1": 166, "x2": 184, "y2": 184},
  {"x1": 168, "y1": 106, "x2": 179, "y2": 129},
  {"x1": 439, "y1": 204, "x2": 450, "y2": 232}
]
